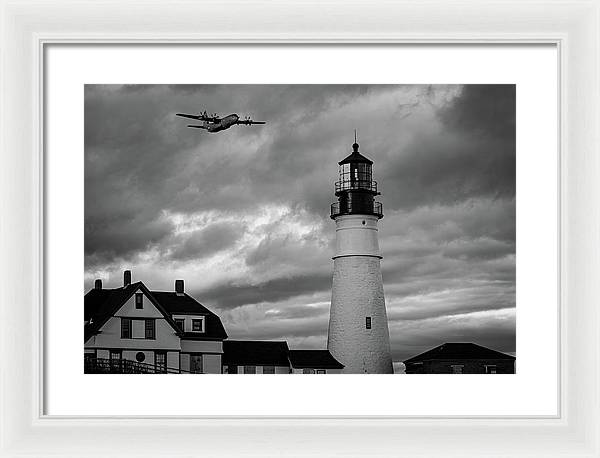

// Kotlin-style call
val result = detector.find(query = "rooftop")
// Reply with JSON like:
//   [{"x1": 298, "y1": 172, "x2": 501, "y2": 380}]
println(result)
[
  {"x1": 84, "y1": 281, "x2": 227, "y2": 342},
  {"x1": 223, "y1": 340, "x2": 290, "y2": 366},
  {"x1": 338, "y1": 142, "x2": 373, "y2": 165},
  {"x1": 403, "y1": 342, "x2": 516, "y2": 364},
  {"x1": 288, "y1": 350, "x2": 344, "y2": 369}
]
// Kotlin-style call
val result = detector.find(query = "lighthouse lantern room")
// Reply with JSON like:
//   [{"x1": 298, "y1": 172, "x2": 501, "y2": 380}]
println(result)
[{"x1": 330, "y1": 141, "x2": 383, "y2": 219}]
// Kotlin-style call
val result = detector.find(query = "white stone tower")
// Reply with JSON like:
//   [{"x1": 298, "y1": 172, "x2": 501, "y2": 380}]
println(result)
[{"x1": 327, "y1": 140, "x2": 393, "y2": 374}]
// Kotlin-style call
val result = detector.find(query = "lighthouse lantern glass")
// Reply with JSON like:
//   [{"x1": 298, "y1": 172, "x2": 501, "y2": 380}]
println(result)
[{"x1": 339, "y1": 163, "x2": 372, "y2": 190}]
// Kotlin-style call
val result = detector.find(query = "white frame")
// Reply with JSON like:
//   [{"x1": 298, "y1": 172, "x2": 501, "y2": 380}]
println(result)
[{"x1": 0, "y1": 0, "x2": 598, "y2": 456}]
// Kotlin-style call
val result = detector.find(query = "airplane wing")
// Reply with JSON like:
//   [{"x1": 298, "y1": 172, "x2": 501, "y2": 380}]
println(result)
[
  {"x1": 236, "y1": 120, "x2": 266, "y2": 125},
  {"x1": 176, "y1": 113, "x2": 203, "y2": 120},
  {"x1": 187, "y1": 124, "x2": 208, "y2": 130},
  {"x1": 177, "y1": 113, "x2": 222, "y2": 122}
]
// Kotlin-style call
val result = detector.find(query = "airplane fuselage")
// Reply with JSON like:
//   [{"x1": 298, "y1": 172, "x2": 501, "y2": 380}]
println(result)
[{"x1": 206, "y1": 114, "x2": 239, "y2": 132}]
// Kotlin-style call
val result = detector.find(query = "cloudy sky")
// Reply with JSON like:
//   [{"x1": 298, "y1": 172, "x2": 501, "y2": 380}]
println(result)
[{"x1": 84, "y1": 84, "x2": 516, "y2": 369}]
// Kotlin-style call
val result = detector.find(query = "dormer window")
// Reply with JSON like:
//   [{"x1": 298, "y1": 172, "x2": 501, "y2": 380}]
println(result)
[
  {"x1": 191, "y1": 318, "x2": 205, "y2": 333},
  {"x1": 135, "y1": 293, "x2": 143, "y2": 309},
  {"x1": 174, "y1": 318, "x2": 185, "y2": 332}
]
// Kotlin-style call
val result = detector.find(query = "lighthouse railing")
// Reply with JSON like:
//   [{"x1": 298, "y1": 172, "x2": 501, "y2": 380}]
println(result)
[
  {"x1": 330, "y1": 201, "x2": 383, "y2": 219},
  {"x1": 335, "y1": 180, "x2": 378, "y2": 193}
]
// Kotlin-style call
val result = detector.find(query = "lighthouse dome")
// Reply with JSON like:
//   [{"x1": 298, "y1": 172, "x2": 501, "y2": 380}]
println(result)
[{"x1": 338, "y1": 142, "x2": 373, "y2": 165}]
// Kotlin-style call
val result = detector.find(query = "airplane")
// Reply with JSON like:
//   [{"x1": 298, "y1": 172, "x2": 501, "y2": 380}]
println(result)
[{"x1": 175, "y1": 111, "x2": 266, "y2": 133}]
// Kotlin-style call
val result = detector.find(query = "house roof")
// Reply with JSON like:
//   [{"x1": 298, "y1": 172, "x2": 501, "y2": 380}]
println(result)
[
  {"x1": 288, "y1": 350, "x2": 344, "y2": 369},
  {"x1": 150, "y1": 291, "x2": 228, "y2": 340},
  {"x1": 84, "y1": 282, "x2": 227, "y2": 342},
  {"x1": 403, "y1": 342, "x2": 516, "y2": 364},
  {"x1": 84, "y1": 283, "x2": 147, "y2": 342},
  {"x1": 222, "y1": 340, "x2": 290, "y2": 366},
  {"x1": 84, "y1": 283, "x2": 138, "y2": 324}
]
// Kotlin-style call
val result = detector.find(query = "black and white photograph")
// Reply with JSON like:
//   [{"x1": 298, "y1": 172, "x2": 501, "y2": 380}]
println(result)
[{"x1": 84, "y1": 84, "x2": 516, "y2": 374}]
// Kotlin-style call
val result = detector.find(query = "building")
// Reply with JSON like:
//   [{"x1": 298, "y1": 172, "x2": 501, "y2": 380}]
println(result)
[
  {"x1": 84, "y1": 271, "x2": 227, "y2": 373},
  {"x1": 84, "y1": 271, "x2": 343, "y2": 374},
  {"x1": 221, "y1": 341, "x2": 344, "y2": 374},
  {"x1": 403, "y1": 343, "x2": 516, "y2": 374},
  {"x1": 327, "y1": 140, "x2": 394, "y2": 373},
  {"x1": 288, "y1": 350, "x2": 344, "y2": 374},
  {"x1": 222, "y1": 340, "x2": 291, "y2": 374}
]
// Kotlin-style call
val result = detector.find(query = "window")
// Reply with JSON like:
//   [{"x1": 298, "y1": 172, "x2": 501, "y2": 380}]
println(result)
[
  {"x1": 316, "y1": 370, "x2": 326, "y2": 374},
  {"x1": 357, "y1": 163, "x2": 371, "y2": 181},
  {"x1": 110, "y1": 350, "x2": 121, "y2": 372},
  {"x1": 135, "y1": 293, "x2": 143, "y2": 309},
  {"x1": 174, "y1": 318, "x2": 185, "y2": 332},
  {"x1": 366, "y1": 316, "x2": 372, "y2": 329},
  {"x1": 451, "y1": 364, "x2": 464, "y2": 374},
  {"x1": 155, "y1": 352, "x2": 167, "y2": 373},
  {"x1": 121, "y1": 318, "x2": 132, "y2": 338},
  {"x1": 303, "y1": 368, "x2": 315, "y2": 374},
  {"x1": 145, "y1": 319, "x2": 155, "y2": 339},
  {"x1": 190, "y1": 354, "x2": 203, "y2": 374},
  {"x1": 262, "y1": 366, "x2": 275, "y2": 374},
  {"x1": 485, "y1": 365, "x2": 497, "y2": 374},
  {"x1": 244, "y1": 365, "x2": 256, "y2": 374},
  {"x1": 226, "y1": 365, "x2": 238, "y2": 374},
  {"x1": 191, "y1": 318, "x2": 204, "y2": 332}
]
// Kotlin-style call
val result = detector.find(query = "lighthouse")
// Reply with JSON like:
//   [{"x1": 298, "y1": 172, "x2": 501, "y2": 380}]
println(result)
[{"x1": 327, "y1": 139, "x2": 394, "y2": 374}]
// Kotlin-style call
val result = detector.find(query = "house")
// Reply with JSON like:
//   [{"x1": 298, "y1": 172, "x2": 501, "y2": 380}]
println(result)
[
  {"x1": 84, "y1": 270, "x2": 227, "y2": 373},
  {"x1": 403, "y1": 342, "x2": 515, "y2": 374},
  {"x1": 222, "y1": 340, "x2": 291, "y2": 374},
  {"x1": 85, "y1": 270, "x2": 344, "y2": 374},
  {"x1": 222, "y1": 341, "x2": 345, "y2": 374},
  {"x1": 288, "y1": 350, "x2": 344, "y2": 374}
]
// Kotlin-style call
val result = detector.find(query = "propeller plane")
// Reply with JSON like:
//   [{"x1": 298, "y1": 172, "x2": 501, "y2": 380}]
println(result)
[{"x1": 176, "y1": 111, "x2": 266, "y2": 133}]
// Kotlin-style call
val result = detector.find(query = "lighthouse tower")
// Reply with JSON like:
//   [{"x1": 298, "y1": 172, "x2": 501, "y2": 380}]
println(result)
[{"x1": 327, "y1": 140, "x2": 393, "y2": 374}]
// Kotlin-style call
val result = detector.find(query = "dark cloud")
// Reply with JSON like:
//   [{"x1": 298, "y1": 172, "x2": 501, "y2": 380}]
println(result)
[
  {"x1": 85, "y1": 211, "x2": 173, "y2": 267},
  {"x1": 441, "y1": 238, "x2": 515, "y2": 261},
  {"x1": 85, "y1": 84, "x2": 516, "y2": 361},
  {"x1": 440, "y1": 84, "x2": 516, "y2": 138},
  {"x1": 167, "y1": 222, "x2": 246, "y2": 262},
  {"x1": 380, "y1": 85, "x2": 515, "y2": 211},
  {"x1": 389, "y1": 308, "x2": 516, "y2": 362},
  {"x1": 194, "y1": 272, "x2": 332, "y2": 309}
]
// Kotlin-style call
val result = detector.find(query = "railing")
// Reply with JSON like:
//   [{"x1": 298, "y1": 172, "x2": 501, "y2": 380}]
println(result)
[
  {"x1": 330, "y1": 201, "x2": 383, "y2": 219},
  {"x1": 84, "y1": 357, "x2": 191, "y2": 374},
  {"x1": 335, "y1": 180, "x2": 377, "y2": 194}
]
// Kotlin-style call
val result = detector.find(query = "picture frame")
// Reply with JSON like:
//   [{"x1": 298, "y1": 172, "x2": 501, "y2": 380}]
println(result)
[{"x1": 1, "y1": 0, "x2": 598, "y2": 456}]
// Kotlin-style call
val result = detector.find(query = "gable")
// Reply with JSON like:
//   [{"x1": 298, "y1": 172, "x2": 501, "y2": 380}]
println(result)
[
  {"x1": 84, "y1": 282, "x2": 183, "y2": 342},
  {"x1": 113, "y1": 287, "x2": 164, "y2": 318}
]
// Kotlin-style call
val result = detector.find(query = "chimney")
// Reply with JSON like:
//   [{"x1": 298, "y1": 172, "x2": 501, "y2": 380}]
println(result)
[
  {"x1": 175, "y1": 279, "x2": 184, "y2": 294},
  {"x1": 94, "y1": 279, "x2": 102, "y2": 290},
  {"x1": 124, "y1": 270, "x2": 132, "y2": 287}
]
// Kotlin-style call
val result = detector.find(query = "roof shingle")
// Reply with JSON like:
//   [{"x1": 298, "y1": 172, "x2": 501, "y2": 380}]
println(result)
[
  {"x1": 288, "y1": 350, "x2": 344, "y2": 369},
  {"x1": 223, "y1": 340, "x2": 290, "y2": 366},
  {"x1": 403, "y1": 342, "x2": 515, "y2": 364}
]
